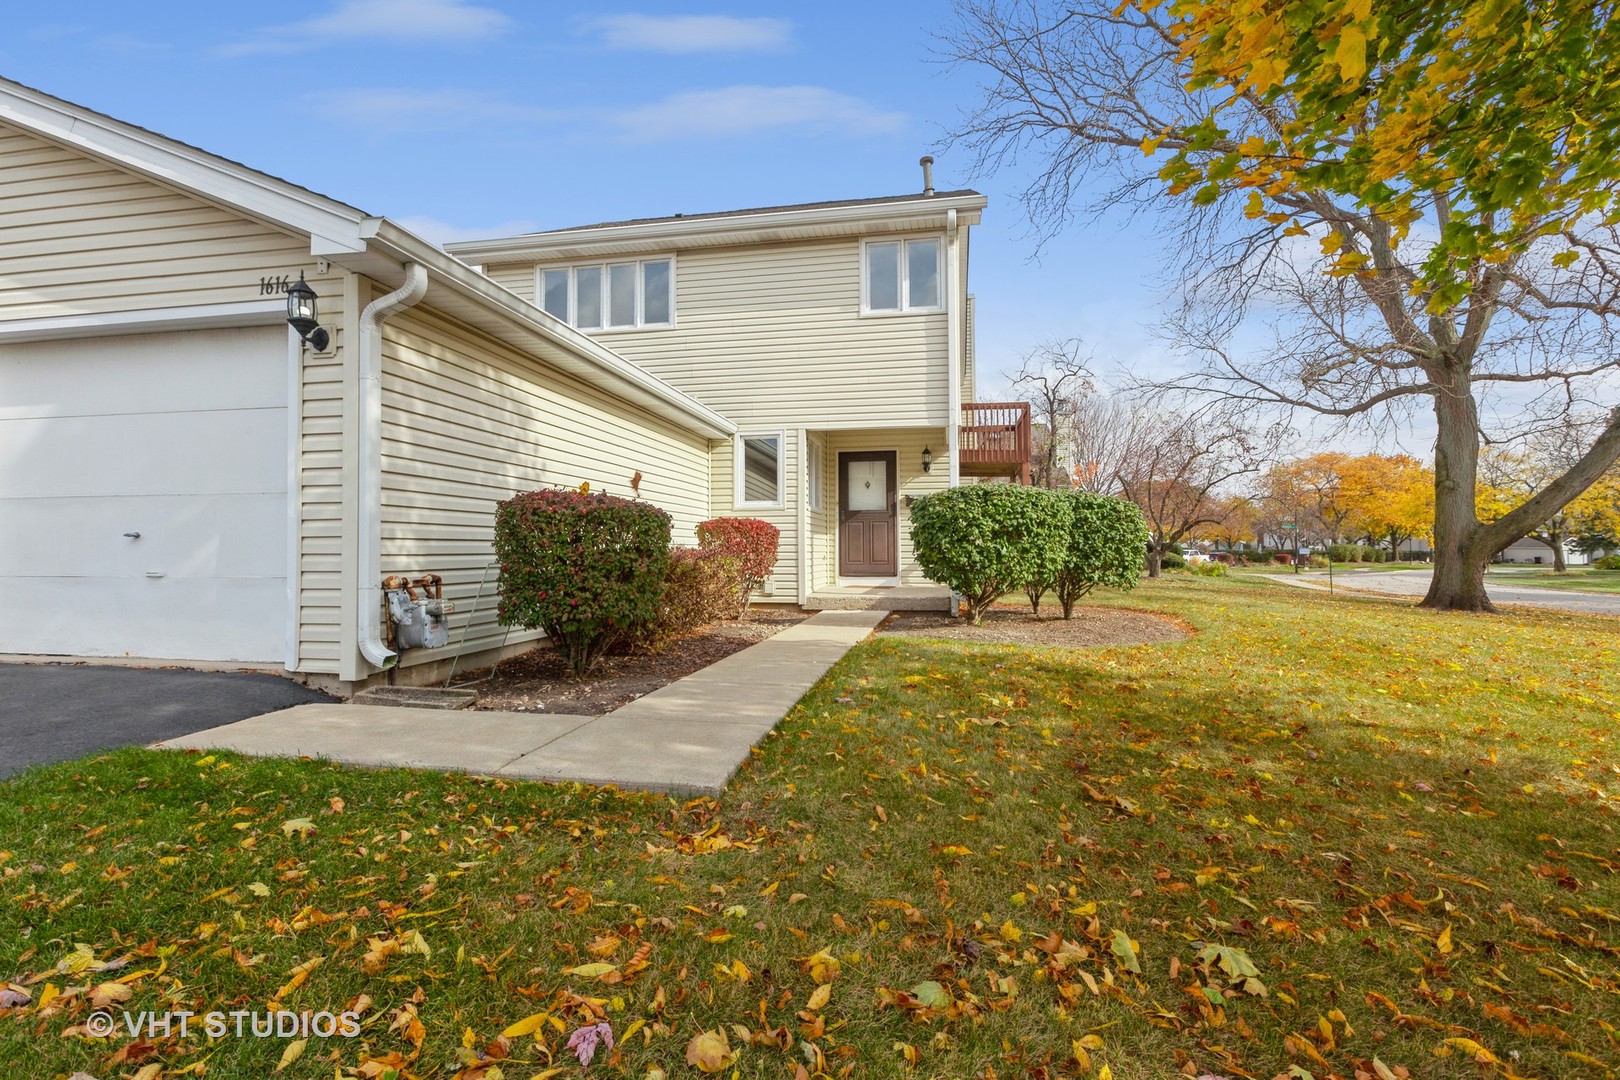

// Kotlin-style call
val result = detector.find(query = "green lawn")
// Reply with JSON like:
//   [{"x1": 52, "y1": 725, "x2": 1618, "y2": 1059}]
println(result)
[
  {"x1": 1487, "y1": 567, "x2": 1620, "y2": 594},
  {"x1": 3, "y1": 578, "x2": 1618, "y2": 1080}
]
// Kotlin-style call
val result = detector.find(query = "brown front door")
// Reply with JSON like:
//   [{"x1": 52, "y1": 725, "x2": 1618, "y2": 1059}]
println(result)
[{"x1": 838, "y1": 451, "x2": 898, "y2": 577}]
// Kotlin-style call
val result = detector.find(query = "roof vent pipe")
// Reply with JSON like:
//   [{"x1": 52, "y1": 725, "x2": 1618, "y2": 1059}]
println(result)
[{"x1": 920, "y1": 155, "x2": 935, "y2": 196}]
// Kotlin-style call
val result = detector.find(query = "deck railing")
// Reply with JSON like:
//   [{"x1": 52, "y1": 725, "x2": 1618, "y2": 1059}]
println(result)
[{"x1": 960, "y1": 401, "x2": 1032, "y2": 480}]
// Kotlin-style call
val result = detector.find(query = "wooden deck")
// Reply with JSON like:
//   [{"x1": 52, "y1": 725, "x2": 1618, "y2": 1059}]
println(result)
[{"x1": 960, "y1": 401, "x2": 1032, "y2": 482}]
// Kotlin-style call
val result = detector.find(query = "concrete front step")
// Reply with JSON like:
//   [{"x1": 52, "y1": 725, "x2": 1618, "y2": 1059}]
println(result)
[{"x1": 807, "y1": 587, "x2": 953, "y2": 612}]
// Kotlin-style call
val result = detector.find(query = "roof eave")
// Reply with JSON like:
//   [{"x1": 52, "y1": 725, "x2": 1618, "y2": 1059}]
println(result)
[
  {"x1": 0, "y1": 77, "x2": 367, "y2": 249},
  {"x1": 356, "y1": 220, "x2": 736, "y2": 441},
  {"x1": 447, "y1": 192, "x2": 990, "y2": 264}
]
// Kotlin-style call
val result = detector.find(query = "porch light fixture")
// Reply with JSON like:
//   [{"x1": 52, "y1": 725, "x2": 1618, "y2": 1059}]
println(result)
[
  {"x1": 286, "y1": 271, "x2": 330, "y2": 351},
  {"x1": 921, "y1": 446, "x2": 933, "y2": 474}
]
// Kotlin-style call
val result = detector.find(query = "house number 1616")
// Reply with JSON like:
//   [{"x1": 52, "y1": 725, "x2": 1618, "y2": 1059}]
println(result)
[{"x1": 259, "y1": 274, "x2": 293, "y2": 295}]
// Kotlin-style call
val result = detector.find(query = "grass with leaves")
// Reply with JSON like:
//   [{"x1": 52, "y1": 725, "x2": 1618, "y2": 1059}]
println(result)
[{"x1": 1, "y1": 577, "x2": 1617, "y2": 1080}]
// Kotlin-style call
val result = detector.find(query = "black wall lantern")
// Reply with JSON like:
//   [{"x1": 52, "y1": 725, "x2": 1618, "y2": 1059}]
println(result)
[
  {"x1": 286, "y1": 271, "x2": 330, "y2": 351},
  {"x1": 921, "y1": 446, "x2": 933, "y2": 474}
]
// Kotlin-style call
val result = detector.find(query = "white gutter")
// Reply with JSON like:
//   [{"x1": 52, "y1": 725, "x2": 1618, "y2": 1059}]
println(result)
[
  {"x1": 946, "y1": 208, "x2": 962, "y2": 488},
  {"x1": 356, "y1": 262, "x2": 429, "y2": 670}
]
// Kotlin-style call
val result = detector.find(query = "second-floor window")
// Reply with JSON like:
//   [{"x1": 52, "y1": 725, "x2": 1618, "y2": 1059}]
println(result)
[
  {"x1": 539, "y1": 257, "x2": 674, "y2": 330},
  {"x1": 863, "y1": 237, "x2": 942, "y2": 314}
]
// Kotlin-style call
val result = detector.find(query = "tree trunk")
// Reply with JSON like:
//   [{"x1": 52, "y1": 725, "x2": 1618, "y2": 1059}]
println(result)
[
  {"x1": 1146, "y1": 546, "x2": 1162, "y2": 579},
  {"x1": 1421, "y1": 372, "x2": 1496, "y2": 611},
  {"x1": 1548, "y1": 527, "x2": 1568, "y2": 572}
]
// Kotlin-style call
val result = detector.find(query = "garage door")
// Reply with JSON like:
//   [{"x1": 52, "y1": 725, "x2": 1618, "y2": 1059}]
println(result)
[{"x1": 0, "y1": 325, "x2": 288, "y2": 662}]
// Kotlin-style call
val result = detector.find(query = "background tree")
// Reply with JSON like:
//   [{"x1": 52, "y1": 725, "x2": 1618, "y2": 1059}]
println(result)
[
  {"x1": 1341, "y1": 454, "x2": 1436, "y2": 561},
  {"x1": 942, "y1": 0, "x2": 1620, "y2": 612},
  {"x1": 1011, "y1": 338, "x2": 1093, "y2": 488},
  {"x1": 1193, "y1": 494, "x2": 1258, "y2": 552},
  {"x1": 1066, "y1": 391, "x2": 1139, "y2": 494},
  {"x1": 1113, "y1": 405, "x2": 1280, "y2": 576},
  {"x1": 1253, "y1": 452, "x2": 1356, "y2": 549},
  {"x1": 1478, "y1": 424, "x2": 1620, "y2": 570}
]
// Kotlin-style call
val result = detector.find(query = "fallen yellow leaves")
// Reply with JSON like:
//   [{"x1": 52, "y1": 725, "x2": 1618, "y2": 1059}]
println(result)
[{"x1": 684, "y1": 1028, "x2": 736, "y2": 1073}]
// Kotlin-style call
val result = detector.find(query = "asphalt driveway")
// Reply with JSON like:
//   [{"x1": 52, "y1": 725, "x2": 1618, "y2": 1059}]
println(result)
[{"x1": 0, "y1": 664, "x2": 332, "y2": 779}]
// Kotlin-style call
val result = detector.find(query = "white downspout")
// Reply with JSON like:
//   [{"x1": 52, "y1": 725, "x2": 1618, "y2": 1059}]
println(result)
[
  {"x1": 357, "y1": 262, "x2": 429, "y2": 669},
  {"x1": 945, "y1": 208, "x2": 962, "y2": 488}
]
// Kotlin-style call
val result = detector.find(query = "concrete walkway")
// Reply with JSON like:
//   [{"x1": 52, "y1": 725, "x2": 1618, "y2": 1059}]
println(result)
[{"x1": 157, "y1": 610, "x2": 886, "y2": 795}]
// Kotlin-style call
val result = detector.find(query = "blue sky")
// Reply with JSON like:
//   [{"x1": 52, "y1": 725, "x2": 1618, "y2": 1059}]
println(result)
[{"x1": 1, "y1": 0, "x2": 1176, "y2": 400}]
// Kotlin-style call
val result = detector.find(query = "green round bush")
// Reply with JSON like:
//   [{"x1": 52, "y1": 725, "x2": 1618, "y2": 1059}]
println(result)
[
  {"x1": 910, "y1": 484, "x2": 1070, "y2": 624},
  {"x1": 1051, "y1": 492, "x2": 1150, "y2": 617},
  {"x1": 1594, "y1": 553, "x2": 1620, "y2": 570}
]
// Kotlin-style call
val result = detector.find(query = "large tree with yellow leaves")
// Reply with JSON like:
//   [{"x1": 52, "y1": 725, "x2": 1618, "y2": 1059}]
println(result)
[{"x1": 943, "y1": 0, "x2": 1620, "y2": 611}]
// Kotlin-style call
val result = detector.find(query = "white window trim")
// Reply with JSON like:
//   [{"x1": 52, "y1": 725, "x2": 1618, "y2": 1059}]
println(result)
[
  {"x1": 806, "y1": 436, "x2": 824, "y2": 511},
  {"x1": 536, "y1": 254, "x2": 677, "y2": 332},
  {"x1": 735, "y1": 430, "x2": 787, "y2": 510},
  {"x1": 859, "y1": 234, "x2": 945, "y2": 317}
]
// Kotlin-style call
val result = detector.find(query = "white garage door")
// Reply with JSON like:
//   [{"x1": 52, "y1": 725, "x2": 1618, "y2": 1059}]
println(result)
[{"x1": 0, "y1": 325, "x2": 288, "y2": 662}]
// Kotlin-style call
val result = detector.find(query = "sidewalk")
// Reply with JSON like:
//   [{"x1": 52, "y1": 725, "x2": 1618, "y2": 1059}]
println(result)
[{"x1": 156, "y1": 610, "x2": 886, "y2": 795}]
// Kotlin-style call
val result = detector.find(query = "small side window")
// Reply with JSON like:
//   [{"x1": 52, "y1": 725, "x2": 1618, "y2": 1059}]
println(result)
[
  {"x1": 806, "y1": 440, "x2": 823, "y2": 511},
  {"x1": 737, "y1": 434, "x2": 783, "y2": 507}
]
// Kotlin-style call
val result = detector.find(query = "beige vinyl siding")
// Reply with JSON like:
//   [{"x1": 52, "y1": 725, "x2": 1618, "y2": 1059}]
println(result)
[
  {"x1": 708, "y1": 433, "x2": 798, "y2": 600},
  {"x1": 824, "y1": 428, "x2": 948, "y2": 585},
  {"x1": 805, "y1": 435, "x2": 833, "y2": 594},
  {"x1": 377, "y1": 304, "x2": 712, "y2": 669},
  {"x1": 294, "y1": 273, "x2": 354, "y2": 674},
  {"x1": 514, "y1": 237, "x2": 948, "y2": 429},
  {"x1": 963, "y1": 294, "x2": 976, "y2": 404},
  {"x1": 0, "y1": 123, "x2": 311, "y2": 319},
  {"x1": 486, "y1": 263, "x2": 534, "y2": 302}
]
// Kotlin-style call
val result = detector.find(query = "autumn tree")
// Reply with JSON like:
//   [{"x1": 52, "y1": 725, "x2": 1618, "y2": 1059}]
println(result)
[
  {"x1": 1478, "y1": 421, "x2": 1620, "y2": 570},
  {"x1": 941, "y1": 0, "x2": 1620, "y2": 612},
  {"x1": 1112, "y1": 406, "x2": 1281, "y2": 576},
  {"x1": 1193, "y1": 494, "x2": 1258, "y2": 552},
  {"x1": 1254, "y1": 452, "x2": 1356, "y2": 545},
  {"x1": 1341, "y1": 454, "x2": 1436, "y2": 561}
]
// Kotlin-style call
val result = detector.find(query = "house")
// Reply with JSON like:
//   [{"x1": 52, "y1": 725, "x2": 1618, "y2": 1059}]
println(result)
[
  {"x1": 447, "y1": 179, "x2": 1029, "y2": 605},
  {"x1": 1496, "y1": 537, "x2": 1589, "y2": 566},
  {"x1": 0, "y1": 79, "x2": 1028, "y2": 694}
]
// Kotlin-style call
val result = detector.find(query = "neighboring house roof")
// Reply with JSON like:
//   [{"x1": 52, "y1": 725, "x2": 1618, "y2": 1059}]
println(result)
[
  {"x1": 446, "y1": 190, "x2": 989, "y2": 264},
  {"x1": 0, "y1": 76, "x2": 733, "y2": 440}
]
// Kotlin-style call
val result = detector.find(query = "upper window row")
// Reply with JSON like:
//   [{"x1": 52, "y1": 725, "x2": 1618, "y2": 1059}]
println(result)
[
  {"x1": 534, "y1": 237, "x2": 944, "y2": 328},
  {"x1": 863, "y1": 237, "x2": 942, "y2": 314},
  {"x1": 540, "y1": 258, "x2": 672, "y2": 331}
]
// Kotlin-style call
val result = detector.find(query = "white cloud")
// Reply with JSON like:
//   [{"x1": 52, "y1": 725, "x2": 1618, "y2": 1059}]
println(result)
[
  {"x1": 585, "y1": 14, "x2": 793, "y2": 53},
  {"x1": 395, "y1": 215, "x2": 540, "y2": 248},
  {"x1": 221, "y1": 0, "x2": 512, "y2": 55},
  {"x1": 313, "y1": 88, "x2": 553, "y2": 133},
  {"x1": 610, "y1": 85, "x2": 905, "y2": 142}
]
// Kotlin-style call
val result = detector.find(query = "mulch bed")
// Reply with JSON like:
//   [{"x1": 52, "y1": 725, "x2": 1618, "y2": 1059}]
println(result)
[
  {"x1": 462, "y1": 609, "x2": 808, "y2": 715},
  {"x1": 879, "y1": 606, "x2": 1190, "y2": 647}
]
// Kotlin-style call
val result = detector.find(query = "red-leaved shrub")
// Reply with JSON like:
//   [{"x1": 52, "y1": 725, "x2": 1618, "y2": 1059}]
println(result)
[
  {"x1": 633, "y1": 546, "x2": 745, "y2": 649},
  {"x1": 696, "y1": 517, "x2": 780, "y2": 616},
  {"x1": 494, "y1": 488, "x2": 670, "y2": 675}
]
